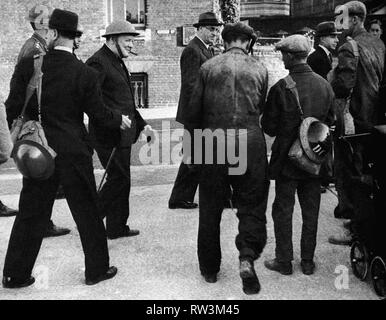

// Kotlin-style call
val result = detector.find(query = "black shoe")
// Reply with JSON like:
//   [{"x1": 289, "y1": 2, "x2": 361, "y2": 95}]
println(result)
[
  {"x1": 300, "y1": 259, "x2": 315, "y2": 275},
  {"x1": 320, "y1": 186, "x2": 327, "y2": 194},
  {"x1": 169, "y1": 200, "x2": 198, "y2": 209},
  {"x1": 85, "y1": 266, "x2": 118, "y2": 285},
  {"x1": 264, "y1": 259, "x2": 293, "y2": 275},
  {"x1": 107, "y1": 226, "x2": 140, "y2": 240},
  {"x1": 334, "y1": 206, "x2": 353, "y2": 219},
  {"x1": 239, "y1": 259, "x2": 260, "y2": 295},
  {"x1": 2, "y1": 276, "x2": 35, "y2": 289},
  {"x1": 0, "y1": 201, "x2": 18, "y2": 217},
  {"x1": 201, "y1": 272, "x2": 217, "y2": 283},
  {"x1": 328, "y1": 233, "x2": 353, "y2": 246},
  {"x1": 44, "y1": 223, "x2": 71, "y2": 238},
  {"x1": 55, "y1": 185, "x2": 66, "y2": 199}
]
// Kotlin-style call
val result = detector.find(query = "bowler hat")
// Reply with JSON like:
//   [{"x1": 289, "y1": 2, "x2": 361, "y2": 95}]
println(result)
[
  {"x1": 221, "y1": 22, "x2": 257, "y2": 42},
  {"x1": 315, "y1": 21, "x2": 341, "y2": 37},
  {"x1": 193, "y1": 12, "x2": 223, "y2": 28},
  {"x1": 49, "y1": 8, "x2": 78, "y2": 33}
]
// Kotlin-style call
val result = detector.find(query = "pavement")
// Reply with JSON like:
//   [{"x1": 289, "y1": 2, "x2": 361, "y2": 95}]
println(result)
[{"x1": 0, "y1": 107, "x2": 381, "y2": 300}]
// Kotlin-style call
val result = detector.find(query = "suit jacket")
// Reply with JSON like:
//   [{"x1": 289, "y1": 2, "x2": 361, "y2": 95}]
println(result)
[
  {"x1": 86, "y1": 45, "x2": 146, "y2": 148},
  {"x1": 262, "y1": 64, "x2": 335, "y2": 180},
  {"x1": 176, "y1": 36, "x2": 214, "y2": 126},
  {"x1": 5, "y1": 50, "x2": 122, "y2": 157},
  {"x1": 307, "y1": 46, "x2": 332, "y2": 80}
]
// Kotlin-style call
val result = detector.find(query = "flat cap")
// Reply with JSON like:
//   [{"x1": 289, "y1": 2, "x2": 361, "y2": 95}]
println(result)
[
  {"x1": 221, "y1": 22, "x2": 257, "y2": 42},
  {"x1": 275, "y1": 34, "x2": 311, "y2": 55}
]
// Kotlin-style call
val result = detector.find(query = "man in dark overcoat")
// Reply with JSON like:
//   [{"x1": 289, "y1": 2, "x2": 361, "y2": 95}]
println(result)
[
  {"x1": 2, "y1": 9, "x2": 131, "y2": 288},
  {"x1": 262, "y1": 35, "x2": 335, "y2": 276},
  {"x1": 183, "y1": 23, "x2": 269, "y2": 295},
  {"x1": 86, "y1": 20, "x2": 154, "y2": 239},
  {"x1": 168, "y1": 12, "x2": 223, "y2": 210}
]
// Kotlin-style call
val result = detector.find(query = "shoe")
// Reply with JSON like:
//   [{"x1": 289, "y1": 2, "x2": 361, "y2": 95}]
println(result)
[
  {"x1": 107, "y1": 226, "x2": 140, "y2": 240},
  {"x1": 300, "y1": 259, "x2": 315, "y2": 275},
  {"x1": 342, "y1": 219, "x2": 352, "y2": 230},
  {"x1": 0, "y1": 201, "x2": 18, "y2": 217},
  {"x1": 264, "y1": 259, "x2": 293, "y2": 275},
  {"x1": 328, "y1": 233, "x2": 353, "y2": 246},
  {"x1": 334, "y1": 206, "x2": 353, "y2": 219},
  {"x1": 55, "y1": 185, "x2": 66, "y2": 199},
  {"x1": 201, "y1": 272, "x2": 217, "y2": 283},
  {"x1": 169, "y1": 200, "x2": 198, "y2": 209},
  {"x1": 85, "y1": 266, "x2": 118, "y2": 285},
  {"x1": 44, "y1": 223, "x2": 71, "y2": 238},
  {"x1": 320, "y1": 186, "x2": 327, "y2": 194},
  {"x1": 239, "y1": 259, "x2": 260, "y2": 295},
  {"x1": 2, "y1": 276, "x2": 35, "y2": 289}
]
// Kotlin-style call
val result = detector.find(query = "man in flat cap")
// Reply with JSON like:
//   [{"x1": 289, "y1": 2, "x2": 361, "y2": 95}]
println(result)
[
  {"x1": 328, "y1": 1, "x2": 385, "y2": 245},
  {"x1": 184, "y1": 22, "x2": 269, "y2": 295},
  {"x1": 168, "y1": 12, "x2": 223, "y2": 210},
  {"x1": 86, "y1": 21, "x2": 154, "y2": 240},
  {"x1": 262, "y1": 35, "x2": 335, "y2": 276},
  {"x1": 3, "y1": 9, "x2": 132, "y2": 288}
]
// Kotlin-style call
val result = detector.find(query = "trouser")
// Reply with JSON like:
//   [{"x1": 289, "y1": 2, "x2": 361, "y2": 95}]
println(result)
[
  {"x1": 197, "y1": 130, "x2": 269, "y2": 275},
  {"x1": 272, "y1": 176, "x2": 321, "y2": 262},
  {"x1": 96, "y1": 145, "x2": 132, "y2": 236},
  {"x1": 3, "y1": 154, "x2": 109, "y2": 280}
]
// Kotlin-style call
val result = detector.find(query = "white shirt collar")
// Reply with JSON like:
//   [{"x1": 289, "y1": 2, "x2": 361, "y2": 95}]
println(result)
[
  {"x1": 196, "y1": 36, "x2": 210, "y2": 49},
  {"x1": 54, "y1": 46, "x2": 73, "y2": 54},
  {"x1": 318, "y1": 44, "x2": 331, "y2": 57}
]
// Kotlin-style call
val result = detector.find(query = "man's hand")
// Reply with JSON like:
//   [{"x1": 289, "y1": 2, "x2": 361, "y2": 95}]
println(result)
[
  {"x1": 120, "y1": 115, "x2": 131, "y2": 130},
  {"x1": 143, "y1": 124, "x2": 156, "y2": 144}
]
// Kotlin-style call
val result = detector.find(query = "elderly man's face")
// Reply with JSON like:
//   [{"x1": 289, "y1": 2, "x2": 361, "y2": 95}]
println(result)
[
  {"x1": 116, "y1": 34, "x2": 135, "y2": 58},
  {"x1": 320, "y1": 34, "x2": 339, "y2": 51},
  {"x1": 369, "y1": 23, "x2": 382, "y2": 39},
  {"x1": 198, "y1": 25, "x2": 220, "y2": 45}
]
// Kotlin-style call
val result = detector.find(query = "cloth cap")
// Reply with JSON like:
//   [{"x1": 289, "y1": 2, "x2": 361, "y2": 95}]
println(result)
[
  {"x1": 275, "y1": 34, "x2": 311, "y2": 55},
  {"x1": 221, "y1": 22, "x2": 257, "y2": 42}
]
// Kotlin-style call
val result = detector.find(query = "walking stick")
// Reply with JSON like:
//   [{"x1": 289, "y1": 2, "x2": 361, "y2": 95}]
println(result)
[{"x1": 97, "y1": 147, "x2": 117, "y2": 193}]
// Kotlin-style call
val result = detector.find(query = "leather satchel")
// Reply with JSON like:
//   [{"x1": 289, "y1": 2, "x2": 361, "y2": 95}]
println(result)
[
  {"x1": 10, "y1": 54, "x2": 57, "y2": 160},
  {"x1": 284, "y1": 75, "x2": 321, "y2": 176}
]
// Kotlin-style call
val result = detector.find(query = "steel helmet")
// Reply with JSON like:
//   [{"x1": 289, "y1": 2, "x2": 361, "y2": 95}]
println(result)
[
  {"x1": 27, "y1": 4, "x2": 53, "y2": 29},
  {"x1": 12, "y1": 140, "x2": 56, "y2": 180},
  {"x1": 299, "y1": 117, "x2": 332, "y2": 164},
  {"x1": 102, "y1": 20, "x2": 139, "y2": 37}
]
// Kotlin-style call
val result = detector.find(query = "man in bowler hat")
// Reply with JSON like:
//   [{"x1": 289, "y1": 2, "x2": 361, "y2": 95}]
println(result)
[
  {"x1": 168, "y1": 12, "x2": 223, "y2": 210},
  {"x1": 3, "y1": 9, "x2": 132, "y2": 288}
]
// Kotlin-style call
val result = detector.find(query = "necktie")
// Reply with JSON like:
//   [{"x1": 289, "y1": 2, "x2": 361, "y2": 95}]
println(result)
[{"x1": 328, "y1": 53, "x2": 333, "y2": 65}]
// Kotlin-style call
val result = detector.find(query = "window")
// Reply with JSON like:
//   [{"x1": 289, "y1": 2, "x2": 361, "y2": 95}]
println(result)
[
  {"x1": 105, "y1": 0, "x2": 145, "y2": 28},
  {"x1": 126, "y1": 0, "x2": 145, "y2": 27}
]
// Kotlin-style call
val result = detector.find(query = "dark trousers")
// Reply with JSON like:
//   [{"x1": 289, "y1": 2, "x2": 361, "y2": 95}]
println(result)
[
  {"x1": 169, "y1": 161, "x2": 200, "y2": 204},
  {"x1": 3, "y1": 154, "x2": 109, "y2": 280},
  {"x1": 96, "y1": 145, "x2": 131, "y2": 236},
  {"x1": 197, "y1": 131, "x2": 269, "y2": 275},
  {"x1": 272, "y1": 177, "x2": 321, "y2": 262}
]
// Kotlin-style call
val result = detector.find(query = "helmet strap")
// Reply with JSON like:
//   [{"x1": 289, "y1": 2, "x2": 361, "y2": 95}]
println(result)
[{"x1": 113, "y1": 37, "x2": 125, "y2": 59}]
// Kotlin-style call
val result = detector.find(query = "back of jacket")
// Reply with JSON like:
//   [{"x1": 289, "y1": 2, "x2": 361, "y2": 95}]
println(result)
[
  {"x1": 332, "y1": 28, "x2": 385, "y2": 132},
  {"x1": 86, "y1": 45, "x2": 146, "y2": 147},
  {"x1": 184, "y1": 48, "x2": 268, "y2": 131},
  {"x1": 262, "y1": 64, "x2": 335, "y2": 180},
  {"x1": 5, "y1": 50, "x2": 121, "y2": 157}
]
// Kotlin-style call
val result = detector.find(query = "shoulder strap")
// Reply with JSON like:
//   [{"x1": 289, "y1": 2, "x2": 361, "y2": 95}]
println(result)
[
  {"x1": 346, "y1": 37, "x2": 359, "y2": 58},
  {"x1": 283, "y1": 74, "x2": 304, "y2": 119},
  {"x1": 19, "y1": 53, "x2": 44, "y2": 120}
]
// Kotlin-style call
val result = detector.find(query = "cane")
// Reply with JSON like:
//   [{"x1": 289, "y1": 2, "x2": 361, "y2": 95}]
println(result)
[{"x1": 97, "y1": 147, "x2": 117, "y2": 193}]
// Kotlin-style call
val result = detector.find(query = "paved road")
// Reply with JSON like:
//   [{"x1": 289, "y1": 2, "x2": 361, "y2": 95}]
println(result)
[{"x1": 0, "y1": 161, "x2": 380, "y2": 300}]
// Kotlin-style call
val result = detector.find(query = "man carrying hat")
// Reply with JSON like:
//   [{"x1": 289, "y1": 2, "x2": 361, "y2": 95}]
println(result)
[
  {"x1": 3, "y1": 9, "x2": 132, "y2": 288},
  {"x1": 168, "y1": 12, "x2": 223, "y2": 210},
  {"x1": 184, "y1": 22, "x2": 269, "y2": 295},
  {"x1": 328, "y1": 1, "x2": 385, "y2": 245},
  {"x1": 12, "y1": 3, "x2": 72, "y2": 237},
  {"x1": 86, "y1": 21, "x2": 155, "y2": 240},
  {"x1": 262, "y1": 35, "x2": 335, "y2": 276}
]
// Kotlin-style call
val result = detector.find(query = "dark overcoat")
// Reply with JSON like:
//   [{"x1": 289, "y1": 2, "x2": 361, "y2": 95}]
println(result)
[
  {"x1": 307, "y1": 46, "x2": 332, "y2": 79},
  {"x1": 86, "y1": 45, "x2": 146, "y2": 148}
]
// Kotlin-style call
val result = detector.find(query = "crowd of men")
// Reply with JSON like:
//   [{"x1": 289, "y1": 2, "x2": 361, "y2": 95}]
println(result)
[{"x1": 0, "y1": 0, "x2": 385, "y2": 296}]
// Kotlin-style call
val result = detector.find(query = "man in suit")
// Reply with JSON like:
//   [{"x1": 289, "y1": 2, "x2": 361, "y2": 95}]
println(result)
[
  {"x1": 307, "y1": 21, "x2": 340, "y2": 80},
  {"x1": 86, "y1": 21, "x2": 155, "y2": 240},
  {"x1": 2, "y1": 9, "x2": 132, "y2": 288},
  {"x1": 10, "y1": 3, "x2": 71, "y2": 237},
  {"x1": 168, "y1": 12, "x2": 223, "y2": 210}
]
